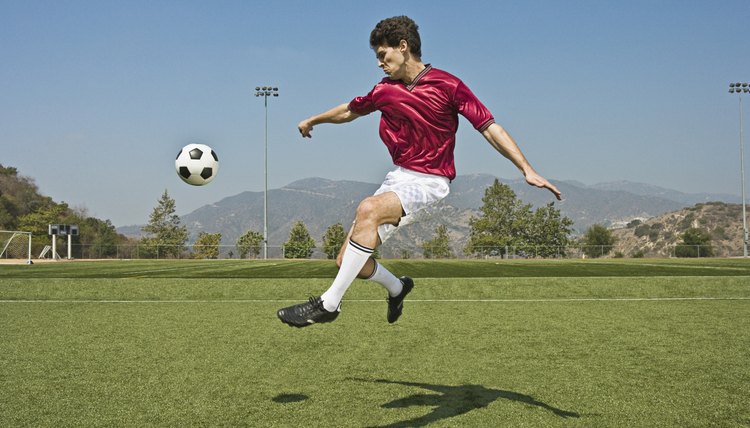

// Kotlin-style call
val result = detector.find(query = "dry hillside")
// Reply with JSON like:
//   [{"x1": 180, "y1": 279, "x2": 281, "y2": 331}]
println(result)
[{"x1": 611, "y1": 202, "x2": 747, "y2": 257}]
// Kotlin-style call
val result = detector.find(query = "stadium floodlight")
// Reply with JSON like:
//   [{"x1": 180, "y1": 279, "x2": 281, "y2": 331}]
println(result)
[
  {"x1": 728, "y1": 82, "x2": 749, "y2": 257},
  {"x1": 255, "y1": 86, "x2": 279, "y2": 259}
]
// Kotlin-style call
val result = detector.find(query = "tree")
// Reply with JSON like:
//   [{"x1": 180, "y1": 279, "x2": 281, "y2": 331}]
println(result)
[
  {"x1": 141, "y1": 190, "x2": 188, "y2": 258},
  {"x1": 17, "y1": 202, "x2": 69, "y2": 236},
  {"x1": 626, "y1": 219, "x2": 642, "y2": 228},
  {"x1": 422, "y1": 224, "x2": 452, "y2": 259},
  {"x1": 464, "y1": 179, "x2": 572, "y2": 258},
  {"x1": 581, "y1": 224, "x2": 616, "y2": 258},
  {"x1": 464, "y1": 179, "x2": 532, "y2": 257},
  {"x1": 193, "y1": 232, "x2": 221, "y2": 259},
  {"x1": 322, "y1": 223, "x2": 346, "y2": 259},
  {"x1": 0, "y1": 164, "x2": 55, "y2": 230},
  {"x1": 524, "y1": 203, "x2": 574, "y2": 257},
  {"x1": 284, "y1": 220, "x2": 316, "y2": 259},
  {"x1": 237, "y1": 229, "x2": 263, "y2": 259},
  {"x1": 79, "y1": 217, "x2": 122, "y2": 258},
  {"x1": 675, "y1": 228, "x2": 714, "y2": 257},
  {"x1": 17, "y1": 202, "x2": 71, "y2": 251}
]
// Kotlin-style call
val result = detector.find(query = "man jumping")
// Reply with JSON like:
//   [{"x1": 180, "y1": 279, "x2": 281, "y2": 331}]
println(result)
[{"x1": 277, "y1": 16, "x2": 561, "y2": 328}]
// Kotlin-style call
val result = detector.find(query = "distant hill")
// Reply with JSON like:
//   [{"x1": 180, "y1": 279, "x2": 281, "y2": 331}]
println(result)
[
  {"x1": 118, "y1": 175, "x2": 740, "y2": 256},
  {"x1": 612, "y1": 202, "x2": 747, "y2": 257}
]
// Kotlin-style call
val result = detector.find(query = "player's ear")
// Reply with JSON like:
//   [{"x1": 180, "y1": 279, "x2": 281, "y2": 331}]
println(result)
[{"x1": 399, "y1": 39, "x2": 409, "y2": 54}]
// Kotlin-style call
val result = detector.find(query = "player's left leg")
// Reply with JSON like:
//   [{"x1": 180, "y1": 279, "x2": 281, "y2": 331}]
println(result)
[
  {"x1": 364, "y1": 168, "x2": 450, "y2": 322},
  {"x1": 334, "y1": 222, "x2": 404, "y2": 297},
  {"x1": 335, "y1": 225, "x2": 411, "y2": 322}
]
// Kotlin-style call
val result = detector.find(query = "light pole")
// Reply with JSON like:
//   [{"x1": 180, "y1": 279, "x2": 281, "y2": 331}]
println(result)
[
  {"x1": 729, "y1": 82, "x2": 749, "y2": 257},
  {"x1": 255, "y1": 86, "x2": 279, "y2": 259}
]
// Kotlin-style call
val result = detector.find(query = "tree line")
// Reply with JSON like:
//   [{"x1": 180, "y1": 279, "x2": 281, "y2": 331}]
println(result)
[
  {"x1": 139, "y1": 179, "x2": 713, "y2": 260},
  {"x1": 138, "y1": 180, "x2": 576, "y2": 259},
  {"x1": 1, "y1": 164, "x2": 714, "y2": 259}
]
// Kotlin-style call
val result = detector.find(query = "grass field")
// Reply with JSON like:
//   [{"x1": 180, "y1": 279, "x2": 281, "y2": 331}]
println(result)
[{"x1": 1, "y1": 258, "x2": 749, "y2": 427}]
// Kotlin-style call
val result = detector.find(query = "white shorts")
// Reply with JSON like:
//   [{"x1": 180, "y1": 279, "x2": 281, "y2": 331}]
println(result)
[{"x1": 373, "y1": 167, "x2": 450, "y2": 243}]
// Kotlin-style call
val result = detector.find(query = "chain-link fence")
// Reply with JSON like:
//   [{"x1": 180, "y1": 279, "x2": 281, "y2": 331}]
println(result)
[{"x1": 39, "y1": 243, "x2": 732, "y2": 260}]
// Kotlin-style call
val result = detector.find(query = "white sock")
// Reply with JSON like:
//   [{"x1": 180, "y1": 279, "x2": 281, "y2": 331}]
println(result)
[
  {"x1": 367, "y1": 261, "x2": 403, "y2": 297},
  {"x1": 320, "y1": 240, "x2": 374, "y2": 311}
]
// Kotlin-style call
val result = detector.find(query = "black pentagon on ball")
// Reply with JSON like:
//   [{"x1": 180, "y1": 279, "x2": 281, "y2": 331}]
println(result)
[
  {"x1": 200, "y1": 167, "x2": 213, "y2": 180},
  {"x1": 179, "y1": 166, "x2": 192, "y2": 179},
  {"x1": 211, "y1": 150, "x2": 218, "y2": 161},
  {"x1": 189, "y1": 148, "x2": 203, "y2": 160}
]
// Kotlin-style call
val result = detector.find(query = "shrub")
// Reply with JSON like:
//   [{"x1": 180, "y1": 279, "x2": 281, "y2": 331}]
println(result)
[{"x1": 634, "y1": 224, "x2": 651, "y2": 238}]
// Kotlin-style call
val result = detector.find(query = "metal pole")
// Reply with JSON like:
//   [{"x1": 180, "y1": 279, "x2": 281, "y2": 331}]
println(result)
[
  {"x1": 264, "y1": 94, "x2": 268, "y2": 259},
  {"x1": 255, "y1": 86, "x2": 279, "y2": 259},
  {"x1": 739, "y1": 92, "x2": 748, "y2": 257},
  {"x1": 730, "y1": 83, "x2": 749, "y2": 257},
  {"x1": 27, "y1": 232, "x2": 32, "y2": 265}
]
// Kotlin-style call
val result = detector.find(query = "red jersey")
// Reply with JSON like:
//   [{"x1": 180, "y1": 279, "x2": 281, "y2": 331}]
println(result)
[{"x1": 348, "y1": 65, "x2": 495, "y2": 180}]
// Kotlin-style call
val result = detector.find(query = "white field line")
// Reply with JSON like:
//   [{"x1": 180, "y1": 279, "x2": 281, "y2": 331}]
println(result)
[{"x1": 1, "y1": 297, "x2": 749, "y2": 304}]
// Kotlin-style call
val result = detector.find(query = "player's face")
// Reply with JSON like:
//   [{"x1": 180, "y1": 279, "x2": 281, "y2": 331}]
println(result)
[{"x1": 375, "y1": 43, "x2": 407, "y2": 81}]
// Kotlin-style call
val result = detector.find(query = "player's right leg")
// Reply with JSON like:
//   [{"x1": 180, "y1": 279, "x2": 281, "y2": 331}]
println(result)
[{"x1": 277, "y1": 192, "x2": 403, "y2": 328}]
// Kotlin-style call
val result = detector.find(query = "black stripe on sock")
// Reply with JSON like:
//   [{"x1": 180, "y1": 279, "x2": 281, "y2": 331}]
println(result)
[{"x1": 349, "y1": 239, "x2": 374, "y2": 254}]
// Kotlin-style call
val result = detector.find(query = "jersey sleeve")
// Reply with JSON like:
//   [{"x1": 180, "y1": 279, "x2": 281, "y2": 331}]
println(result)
[
  {"x1": 454, "y1": 81, "x2": 495, "y2": 132},
  {"x1": 348, "y1": 86, "x2": 378, "y2": 116}
]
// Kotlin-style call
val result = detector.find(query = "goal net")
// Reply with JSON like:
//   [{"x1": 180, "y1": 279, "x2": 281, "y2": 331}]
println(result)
[{"x1": 0, "y1": 230, "x2": 32, "y2": 264}]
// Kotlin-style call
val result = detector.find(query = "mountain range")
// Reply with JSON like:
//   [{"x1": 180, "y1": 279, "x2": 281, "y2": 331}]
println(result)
[{"x1": 117, "y1": 174, "x2": 741, "y2": 256}]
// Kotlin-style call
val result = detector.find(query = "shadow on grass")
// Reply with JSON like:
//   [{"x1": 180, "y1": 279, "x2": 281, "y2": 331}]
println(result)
[
  {"x1": 351, "y1": 378, "x2": 579, "y2": 427},
  {"x1": 272, "y1": 393, "x2": 309, "y2": 403}
]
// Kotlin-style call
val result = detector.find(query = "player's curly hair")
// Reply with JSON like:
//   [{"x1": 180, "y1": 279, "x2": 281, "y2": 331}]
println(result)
[{"x1": 370, "y1": 16, "x2": 422, "y2": 58}]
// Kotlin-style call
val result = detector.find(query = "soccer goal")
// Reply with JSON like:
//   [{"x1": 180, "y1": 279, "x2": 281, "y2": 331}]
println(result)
[{"x1": 0, "y1": 230, "x2": 33, "y2": 265}]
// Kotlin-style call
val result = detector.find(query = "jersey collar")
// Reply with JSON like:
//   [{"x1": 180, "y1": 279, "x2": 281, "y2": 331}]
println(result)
[{"x1": 406, "y1": 64, "x2": 432, "y2": 91}]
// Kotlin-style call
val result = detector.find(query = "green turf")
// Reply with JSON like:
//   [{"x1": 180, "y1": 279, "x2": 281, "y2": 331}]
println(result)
[
  {"x1": 1, "y1": 257, "x2": 750, "y2": 279},
  {"x1": 1, "y1": 259, "x2": 749, "y2": 427}
]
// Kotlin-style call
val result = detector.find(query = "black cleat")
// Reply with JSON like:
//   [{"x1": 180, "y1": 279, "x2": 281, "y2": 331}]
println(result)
[
  {"x1": 387, "y1": 276, "x2": 414, "y2": 324},
  {"x1": 277, "y1": 296, "x2": 340, "y2": 328}
]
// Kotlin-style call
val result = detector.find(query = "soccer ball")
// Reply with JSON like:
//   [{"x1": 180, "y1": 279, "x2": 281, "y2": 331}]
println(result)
[{"x1": 175, "y1": 143, "x2": 219, "y2": 186}]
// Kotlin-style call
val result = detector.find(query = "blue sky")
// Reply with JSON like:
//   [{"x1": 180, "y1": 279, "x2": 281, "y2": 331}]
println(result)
[{"x1": 1, "y1": 0, "x2": 748, "y2": 226}]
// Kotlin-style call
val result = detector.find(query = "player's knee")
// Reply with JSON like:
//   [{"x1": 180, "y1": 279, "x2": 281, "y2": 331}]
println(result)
[{"x1": 355, "y1": 197, "x2": 379, "y2": 223}]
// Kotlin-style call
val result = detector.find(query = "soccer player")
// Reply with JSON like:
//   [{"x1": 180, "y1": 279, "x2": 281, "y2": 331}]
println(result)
[{"x1": 277, "y1": 16, "x2": 561, "y2": 328}]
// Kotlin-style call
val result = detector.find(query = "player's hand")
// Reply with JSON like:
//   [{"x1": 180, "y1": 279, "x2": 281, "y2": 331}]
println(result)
[
  {"x1": 525, "y1": 171, "x2": 562, "y2": 201},
  {"x1": 298, "y1": 120, "x2": 313, "y2": 138}
]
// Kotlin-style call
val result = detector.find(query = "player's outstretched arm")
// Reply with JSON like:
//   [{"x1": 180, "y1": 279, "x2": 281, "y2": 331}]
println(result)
[
  {"x1": 298, "y1": 103, "x2": 361, "y2": 138},
  {"x1": 481, "y1": 123, "x2": 562, "y2": 200}
]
